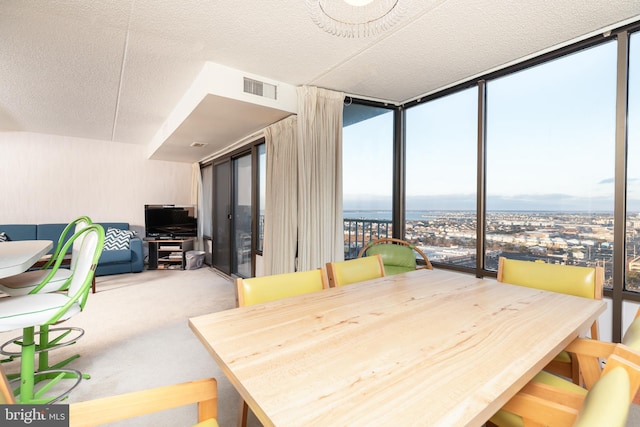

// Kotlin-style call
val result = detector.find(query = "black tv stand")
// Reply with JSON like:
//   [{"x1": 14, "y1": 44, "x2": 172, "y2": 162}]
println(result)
[{"x1": 146, "y1": 238, "x2": 194, "y2": 270}]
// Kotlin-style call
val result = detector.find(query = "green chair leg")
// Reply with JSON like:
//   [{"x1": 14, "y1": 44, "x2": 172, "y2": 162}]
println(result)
[
  {"x1": 17, "y1": 326, "x2": 36, "y2": 403},
  {"x1": 1, "y1": 325, "x2": 89, "y2": 381},
  {"x1": 9, "y1": 326, "x2": 83, "y2": 404},
  {"x1": 36, "y1": 326, "x2": 89, "y2": 380}
]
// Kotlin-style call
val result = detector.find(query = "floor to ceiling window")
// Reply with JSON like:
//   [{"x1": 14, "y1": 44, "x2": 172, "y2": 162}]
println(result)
[
  {"x1": 200, "y1": 163, "x2": 213, "y2": 265},
  {"x1": 257, "y1": 143, "x2": 266, "y2": 254},
  {"x1": 627, "y1": 30, "x2": 640, "y2": 292},
  {"x1": 405, "y1": 88, "x2": 478, "y2": 268},
  {"x1": 485, "y1": 42, "x2": 617, "y2": 284},
  {"x1": 342, "y1": 101, "x2": 394, "y2": 259},
  {"x1": 233, "y1": 153, "x2": 252, "y2": 277}
]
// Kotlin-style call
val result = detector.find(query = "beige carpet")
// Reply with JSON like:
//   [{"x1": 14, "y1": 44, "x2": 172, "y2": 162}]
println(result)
[
  {"x1": 0, "y1": 268, "x2": 262, "y2": 427},
  {"x1": 1, "y1": 268, "x2": 639, "y2": 426}
]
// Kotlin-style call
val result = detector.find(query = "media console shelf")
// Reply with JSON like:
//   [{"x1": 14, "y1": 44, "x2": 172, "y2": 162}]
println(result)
[{"x1": 147, "y1": 238, "x2": 194, "y2": 270}]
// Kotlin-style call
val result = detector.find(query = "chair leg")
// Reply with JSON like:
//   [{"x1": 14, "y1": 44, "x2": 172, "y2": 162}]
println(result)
[
  {"x1": 7, "y1": 326, "x2": 84, "y2": 404},
  {"x1": 238, "y1": 396, "x2": 249, "y2": 427},
  {"x1": 2, "y1": 325, "x2": 88, "y2": 380},
  {"x1": 17, "y1": 326, "x2": 36, "y2": 403},
  {"x1": 37, "y1": 325, "x2": 89, "y2": 379}
]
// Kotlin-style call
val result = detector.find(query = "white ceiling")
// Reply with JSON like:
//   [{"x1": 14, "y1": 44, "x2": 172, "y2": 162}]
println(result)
[{"x1": 2, "y1": 1, "x2": 640, "y2": 163}]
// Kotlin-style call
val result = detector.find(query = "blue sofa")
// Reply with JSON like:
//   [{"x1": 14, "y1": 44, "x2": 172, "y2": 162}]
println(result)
[{"x1": 0, "y1": 222, "x2": 144, "y2": 277}]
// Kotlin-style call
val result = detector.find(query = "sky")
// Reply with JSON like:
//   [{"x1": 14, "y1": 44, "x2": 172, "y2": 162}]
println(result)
[{"x1": 343, "y1": 33, "x2": 640, "y2": 213}]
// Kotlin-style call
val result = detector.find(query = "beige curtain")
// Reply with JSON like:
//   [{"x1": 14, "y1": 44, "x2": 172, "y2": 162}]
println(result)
[
  {"x1": 264, "y1": 115, "x2": 298, "y2": 275},
  {"x1": 296, "y1": 86, "x2": 344, "y2": 271}
]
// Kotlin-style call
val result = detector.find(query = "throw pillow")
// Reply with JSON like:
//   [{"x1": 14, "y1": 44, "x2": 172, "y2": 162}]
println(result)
[
  {"x1": 0, "y1": 232, "x2": 8, "y2": 242},
  {"x1": 103, "y1": 227, "x2": 135, "y2": 251}
]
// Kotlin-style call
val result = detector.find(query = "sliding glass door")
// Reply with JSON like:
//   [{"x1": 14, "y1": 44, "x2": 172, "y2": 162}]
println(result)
[
  {"x1": 208, "y1": 141, "x2": 266, "y2": 277},
  {"x1": 213, "y1": 159, "x2": 232, "y2": 274},
  {"x1": 233, "y1": 154, "x2": 252, "y2": 277}
]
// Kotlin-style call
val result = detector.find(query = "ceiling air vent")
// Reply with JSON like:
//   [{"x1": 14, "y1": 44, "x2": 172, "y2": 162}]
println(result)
[
  {"x1": 244, "y1": 77, "x2": 277, "y2": 100},
  {"x1": 190, "y1": 141, "x2": 208, "y2": 148}
]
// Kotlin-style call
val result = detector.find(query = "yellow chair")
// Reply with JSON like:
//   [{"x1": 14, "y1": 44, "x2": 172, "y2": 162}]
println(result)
[
  {"x1": 497, "y1": 257, "x2": 603, "y2": 384},
  {"x1": 0, "y1": 360, "x2": 218, "y2": 427},
  {"x1": 358, "y1": 237, "x2": 433, "y2": 275},
  {"x1": 326, "y1": 254, "x2": 386, "y2": 287},
  {"x1": 490, "y1": 340, "x2": 640, "y2": 427},
  {"x1": 622, "y1": 307, "x2": 640, "y2": 350},
  {"x1": 235, "y1": 267, "x2": 329, "y2": 307},
  {"x1": 235, "y1": 267, "x2": 329, "y2": 426}
]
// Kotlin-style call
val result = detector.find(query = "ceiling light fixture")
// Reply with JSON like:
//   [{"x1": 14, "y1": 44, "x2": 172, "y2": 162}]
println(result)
[{"x1": 306, "y1": 0, "x2": 411, "y2": 38}]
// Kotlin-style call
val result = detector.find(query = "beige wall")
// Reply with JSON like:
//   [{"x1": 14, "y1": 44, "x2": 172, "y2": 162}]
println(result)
[{"x1": 0, "y1": 132, "x2": 193, "y2": 235}]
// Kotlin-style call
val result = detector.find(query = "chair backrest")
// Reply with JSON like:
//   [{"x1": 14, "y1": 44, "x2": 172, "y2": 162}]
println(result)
[
  {"x1": 623, "y1": 320, "x2": 640, "y2": 350},
  {"x1": 35, "y1": 224, "x2": 105, "y2": 325},
  {"x1": 236, "y1": 268, "x2": 329, "y2": 307},
  {"x1": 42, "y1": 216, "x2": 92, "y2": 269},
  {"x1": 69, "y1": 216, "x2": 92, "y2": 270},
  {"x1": 573, "y1": 365, "x2": 631, "y2": 427},
  {"x1": 358, "y1": 238, "x2": 433, "y2": 273},
  {"x1": 326, "y1": 254, "x2": 385, "y2": 287},
  {"x1": 622, "y1": 308, "x2": 640, "y2": 350},
  {"x1": 497, "y1": 257, "x2": 603, "y2": 339},
  {"x1": 497, "y1": 257, "x2": 603, "y2": 300},
  {"x1": 366, "y1": 244, "x2": 416, "y2": 272}
]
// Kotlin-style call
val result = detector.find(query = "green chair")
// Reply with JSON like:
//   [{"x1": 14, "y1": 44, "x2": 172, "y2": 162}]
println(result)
[
  {"x1": 0, "y1": 224, "x2": 104, "y2": 403},
  {"x1": 573, "y1": 366, "x2": 630, "y2": 427},
  {"x1": 0, "y1": 216, "x2": 93, "y2": 375},
  {"x1": 489, "y1": 340, "x2": 640, "y2": 427},
  {"x1": 498, "y1": 366, "x2": 631, "y2": 427},
  {"x1": 326, "y1": 254, "x2": 385, "y2": 287},
  {"x1": 491, "y1": 306, "x2": 640, "y2": 427},
  {"x1": 358, "y1": 237, "x2": 433, "y2": 275},
  {"x1": 40, "y1": 215, "x2": 94, "y2": 271},
  {"x1": 0, "y1": 216, "x2": 92, "y2": 295}
]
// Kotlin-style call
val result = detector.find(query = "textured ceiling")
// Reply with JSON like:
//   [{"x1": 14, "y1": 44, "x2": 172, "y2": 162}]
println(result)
[{"x1": 1, "y1": 1, "x2": 639, "y2": 162}]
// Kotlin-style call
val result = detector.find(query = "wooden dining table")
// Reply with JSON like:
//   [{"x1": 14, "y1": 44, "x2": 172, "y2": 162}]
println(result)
[
  {"x1": 0, "y1": 240, "x2": 53, "y2": 279},
  {"x1": 189, "y1": 268, "x2": 606, "y2": 427}
]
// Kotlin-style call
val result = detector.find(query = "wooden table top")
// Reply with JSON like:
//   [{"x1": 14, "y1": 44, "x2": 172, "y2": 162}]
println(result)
[
  {"x1": 189, "y1": 268, "x2": 606, "y2": 427},
  {"x1": 0, "y1": 240, "x2": 53, "y2": 279}
]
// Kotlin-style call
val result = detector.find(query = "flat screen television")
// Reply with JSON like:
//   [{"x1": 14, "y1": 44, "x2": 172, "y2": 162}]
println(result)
[{"x1": 144, "y1": 205, "x2": 197, "y2": 239}]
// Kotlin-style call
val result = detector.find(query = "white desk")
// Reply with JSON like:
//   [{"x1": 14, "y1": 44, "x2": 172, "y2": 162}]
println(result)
[
  {"x1": 189, "y1": 268, "x2": 606, "y2": 427},
  {"x1": 0, "y1": 240, "x2": 53, "y2": 279}
]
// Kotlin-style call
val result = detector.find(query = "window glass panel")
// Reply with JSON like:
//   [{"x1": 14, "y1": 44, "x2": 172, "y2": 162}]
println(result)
[
  {"x1": 486, "y1": 42, "x2": 617, "y2": 285},
  {"x1": 258, "y1": 143, "x2": 266, "y2": 253},
  {"x1": 234, "y1": 154, "x2": 252, "y2": 277},
  {"x1": 200, "y1": 164, "x2": 213, "y2": 265},
  {"x1": 343, "y1": 103, "x2": 394, "y2": 259},
  {"x1": 405, "y1": 88, "x2": 477, "y2": 268},
  {"x1": 627, "y1": 31, "x2": 640, "y2": 292}
]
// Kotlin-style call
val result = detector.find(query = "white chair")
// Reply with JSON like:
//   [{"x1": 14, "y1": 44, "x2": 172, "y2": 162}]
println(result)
[
  {"x1": 0, "y1": 224, "x2": 104, "y2": 403},
  {"x1": 0, "y1": 216, "x2": 92, "y2": 296},
  {"x1": 0, "y1": 216, "x2": 92, "y2": 376}
]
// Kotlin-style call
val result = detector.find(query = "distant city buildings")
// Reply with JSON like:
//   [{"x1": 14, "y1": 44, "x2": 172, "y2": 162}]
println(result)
[{"x1": 344, "y1": 211, "x2": 640, "y2": 291}]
